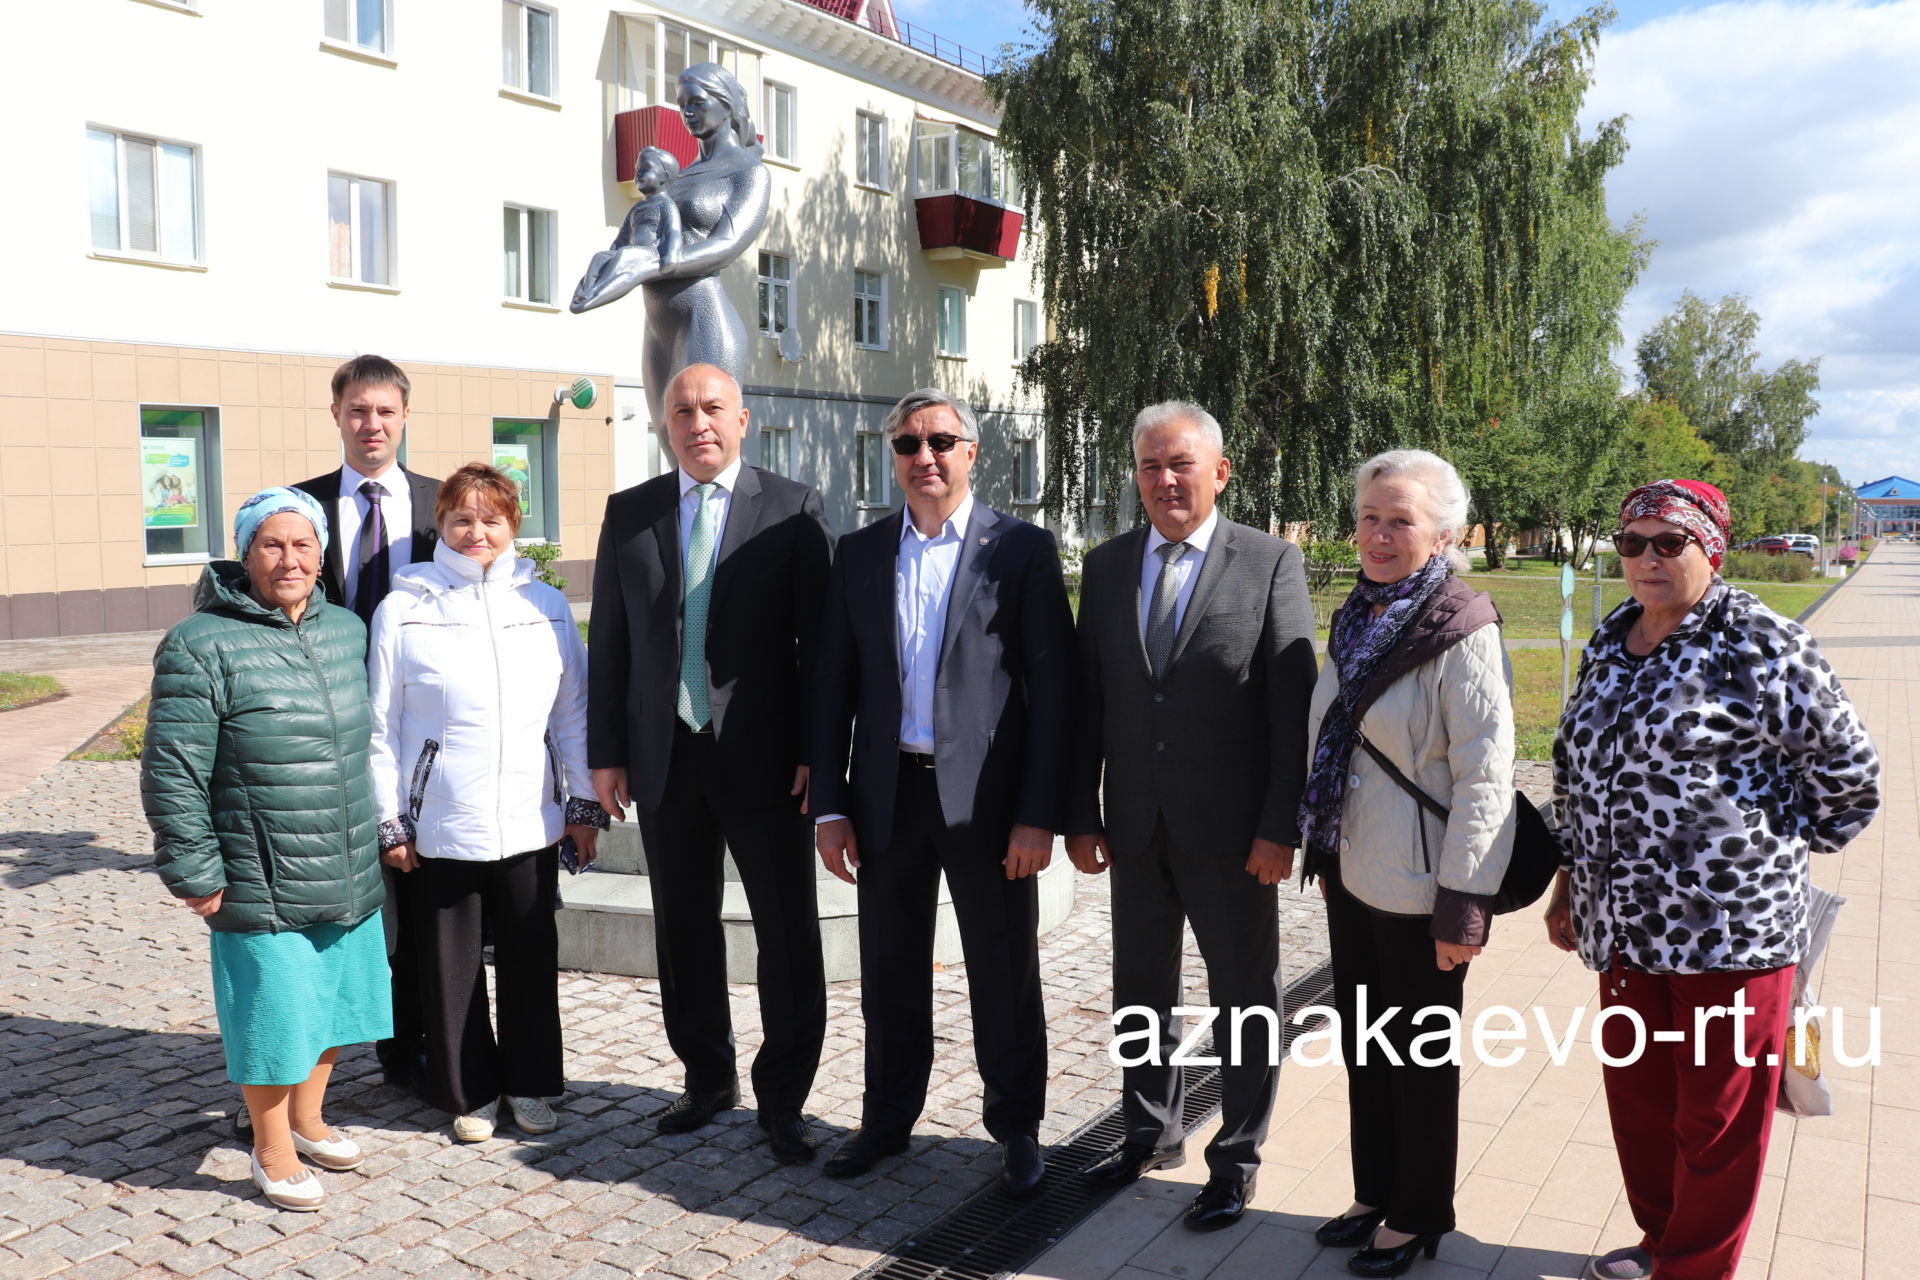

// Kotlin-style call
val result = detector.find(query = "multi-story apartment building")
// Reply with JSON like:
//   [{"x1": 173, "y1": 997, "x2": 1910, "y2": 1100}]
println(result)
[{"x1": 0, "y1": 0, "x2": 1049, "y2": 639}]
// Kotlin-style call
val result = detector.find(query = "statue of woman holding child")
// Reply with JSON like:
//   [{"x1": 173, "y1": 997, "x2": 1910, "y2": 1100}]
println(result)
[{"x1": 571, "y1": 62, "x2": 770, "y2": 436}]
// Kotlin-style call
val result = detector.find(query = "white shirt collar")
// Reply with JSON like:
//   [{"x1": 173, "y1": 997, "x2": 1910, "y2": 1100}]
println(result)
[
  {"x1": 901, "y1": 493, "x2": 976, "y2": 545},
  {"x1": 342, "y1": 461, "x2": 400, "y2": 498},
  {"x1": 678, "y1": 457, "x2": 744, "y2": 498},
  {"x1": 1145, "y1": 507, "x2": 1220, "y2": 558}
]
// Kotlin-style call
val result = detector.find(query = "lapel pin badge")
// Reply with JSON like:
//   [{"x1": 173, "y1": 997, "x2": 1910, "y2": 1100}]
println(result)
[{"x1": 978, "y1": 536, "x2": 989, "y2": 545}]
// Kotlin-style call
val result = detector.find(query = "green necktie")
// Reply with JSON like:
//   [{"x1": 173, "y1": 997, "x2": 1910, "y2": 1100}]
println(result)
[{"x1": 677, "y1": 482, "x2": 718, "y2": 730}]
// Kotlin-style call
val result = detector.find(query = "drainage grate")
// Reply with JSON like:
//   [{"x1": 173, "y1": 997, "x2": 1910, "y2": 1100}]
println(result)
[{"x1": 851, "y1": 958, "x2": 1337, "y2": 1280}]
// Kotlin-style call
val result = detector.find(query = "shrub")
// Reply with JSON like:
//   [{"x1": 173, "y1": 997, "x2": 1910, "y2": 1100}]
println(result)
[
  {"x1": 523, "y1": 541, "x2": 568, "y2": 591},
  {"x1": 1722, "y1": 550, "x2": 1813, "y2": 583}
]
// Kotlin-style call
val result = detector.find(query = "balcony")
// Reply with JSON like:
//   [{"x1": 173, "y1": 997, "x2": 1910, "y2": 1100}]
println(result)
[
  {"x1": 614, "y1": 106, "x2": 699, "y2": 185},
  {"x1": 914, "y1": 193, "x2": 1023, "y2": 265}
]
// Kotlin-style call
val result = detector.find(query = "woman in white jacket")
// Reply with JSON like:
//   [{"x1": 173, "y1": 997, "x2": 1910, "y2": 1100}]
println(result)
[{"x1": 368, "y1": 463, "x2": 606, "y2": 1143}]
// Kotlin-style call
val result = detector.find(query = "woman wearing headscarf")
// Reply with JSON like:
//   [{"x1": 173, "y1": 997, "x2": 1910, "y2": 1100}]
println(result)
[
  {"x1": 142, "y1": 487, "x2": 390, "y2": 1212},
  {"x1": 367, "y1": 464, "x2": 603, "y2": 1144},
  {"x1": 1549, "y1": 480, "x2": 1879, "y2": 1280},
  {"x1": 1300, "y1": 450, "x2": 1517, "y2": 1277}
]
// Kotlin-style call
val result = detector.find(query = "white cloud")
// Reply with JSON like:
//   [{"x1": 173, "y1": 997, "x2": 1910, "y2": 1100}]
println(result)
[{"x1": 1582, "y1": 0, "x2": 1920, "y2": 483}]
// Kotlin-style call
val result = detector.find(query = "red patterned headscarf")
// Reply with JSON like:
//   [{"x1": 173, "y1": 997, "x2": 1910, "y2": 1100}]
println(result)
[{"x1": 1619, "y1": 479, "x2": 1731, "y2": 568}]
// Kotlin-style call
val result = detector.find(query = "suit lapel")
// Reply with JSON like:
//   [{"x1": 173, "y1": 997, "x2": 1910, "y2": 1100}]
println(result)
[
  {"x1": 404, "y1": 469, "x2": 440, "y2": 559},
  {"x1": 708, "y1": 465, "x2": 763, "y2": 615},
  {"x1": 1161, "y1": 521, "x2": 1237, "y2": 678},
  {"x1": 937, "y1": 502, "x2": 1002, "y2": 673},
  {"x1": 870, "y1": 511, "x2": 906, "y2": 696},
  {"x1": 1109, "y1": 527, "x2": 1155, "y2": 683},
  {"x1": 309, "y1": 470, "x2": 346, "y2": 604},
  {"x1": 652, "y1": 480, "x2": 684, "y2": 646}
]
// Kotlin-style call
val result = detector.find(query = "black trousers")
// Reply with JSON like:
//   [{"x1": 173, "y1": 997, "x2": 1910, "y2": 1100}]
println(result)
[
  {"x1": 635, "y1": 723, "x2": 826, "y2": 1110},
  {"x1": 1110, "y1": 815, "x2": 1283, "y2": 1182},
  {"x1": 1325, "y1": 869, "x2": 1469, "y2": 1236},
  {"x1": 855, "y1": 761, "x2": 1047, "y2": 1142},
  {"x1": 404, "y1": 846, "x2": 564, "y2": 1117},
  {"x1": 375, "y1": 864, "x2": 426, "y2": 1089}
]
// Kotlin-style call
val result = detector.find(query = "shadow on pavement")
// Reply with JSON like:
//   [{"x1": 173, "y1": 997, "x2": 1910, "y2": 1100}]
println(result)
[{"x1": 0, "y1": 828, "x2": 148, "y2": 889}]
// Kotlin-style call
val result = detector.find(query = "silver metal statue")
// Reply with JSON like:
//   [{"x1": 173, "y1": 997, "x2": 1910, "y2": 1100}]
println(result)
[{"x1": 571, "y1": 63, "x2": 770, "y2": 439}]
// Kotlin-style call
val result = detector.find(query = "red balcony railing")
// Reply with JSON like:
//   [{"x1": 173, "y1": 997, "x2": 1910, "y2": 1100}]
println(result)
[
  {"x1": 914, "y1": 193, "x2": 1023, "y2": 261},
  {"x1": 614, "y1": 106, "x2": 699, "y2": 184}
]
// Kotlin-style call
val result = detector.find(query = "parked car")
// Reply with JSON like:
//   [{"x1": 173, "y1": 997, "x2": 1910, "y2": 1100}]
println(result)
[
  {"x1": 1784, "y1": 534, "x2": 1819, "y2": 557},
  {"x1": 1749, "y1": 535, "x2": 1792, "y2": 556}
]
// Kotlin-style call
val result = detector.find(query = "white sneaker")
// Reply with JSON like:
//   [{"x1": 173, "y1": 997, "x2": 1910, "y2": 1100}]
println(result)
[
  {"x1": 452, "y1": 1101, "x2": 498, "y2": 1143},
  {"x1": 503, "y1": 1095, "x2": 557, "y2": 1135},
  {"x1": 250, "y1": 1153, "x2": 325, "y2": 1211},
  {"x1": 289, "y1": 1126, "x2": 365, "y2": 1171},
  {"x1": 1587, "y1": 1246, "x2": 1652, "y2": 1280}
]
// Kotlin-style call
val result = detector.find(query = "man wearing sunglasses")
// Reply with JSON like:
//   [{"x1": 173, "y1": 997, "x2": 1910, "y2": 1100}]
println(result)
[{"x1": 810, "y1": 388, "x2": 1075, "y2": 1192}]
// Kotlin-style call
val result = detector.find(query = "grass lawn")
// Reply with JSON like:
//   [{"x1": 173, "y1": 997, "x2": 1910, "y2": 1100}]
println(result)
[
  {"x1": 1453, "y1": 575, "x2": 1828, "y2": 639},
  {"x1": 0, "y1": 671, "x2": 63, "y2": 711},
  {"x1": 1510, "y1": 649, "x2": 1576, "y2": 762},
  {"x1": 69, "y1": 697, "x2": 148, "y2": 762}
]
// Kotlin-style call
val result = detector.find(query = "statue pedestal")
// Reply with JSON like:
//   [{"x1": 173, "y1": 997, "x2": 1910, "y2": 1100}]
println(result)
[{"x1": 556, "y1": 822, "x2": 1077, "y2": 982}]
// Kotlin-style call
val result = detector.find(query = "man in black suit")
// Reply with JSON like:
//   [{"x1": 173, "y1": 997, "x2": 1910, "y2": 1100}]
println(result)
[
  {"x1": 810, "y1": 388, "x2": 1075, "y2": 1193},
  {"x1": 293, "y1": 353, "x2": 441, "y2": 1099},
  {"x1": 1064, "y1": 400, "x2": 1318, "y2": 1230},
  {"x1": 588, "y1": 363, "x2": 833, "y2": 1164}
]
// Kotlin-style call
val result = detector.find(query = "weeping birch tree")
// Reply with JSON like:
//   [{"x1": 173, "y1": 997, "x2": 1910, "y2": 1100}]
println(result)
[{"x1": 987, "y1": 0, "x2": 1645, "y2": 534}]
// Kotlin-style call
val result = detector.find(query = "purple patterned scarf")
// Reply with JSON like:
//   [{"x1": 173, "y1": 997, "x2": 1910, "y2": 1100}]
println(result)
[{"x1": 1298, "y1": 553, "x2": 1454, "y2": 877}]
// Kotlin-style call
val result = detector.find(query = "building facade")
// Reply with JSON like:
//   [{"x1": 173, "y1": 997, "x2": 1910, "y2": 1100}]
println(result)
[
  {"x1": 1853, "y1": 476, "x2": 1920, "y2": 536},
  {"x1": 0, "y1": 0, "x2": 1049, "y2": 639}
]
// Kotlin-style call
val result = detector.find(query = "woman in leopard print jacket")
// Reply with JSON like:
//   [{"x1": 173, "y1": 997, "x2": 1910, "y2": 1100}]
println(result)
[{"x1": 1546, "y1": 479, "x2": 1878, "y2": 1280}]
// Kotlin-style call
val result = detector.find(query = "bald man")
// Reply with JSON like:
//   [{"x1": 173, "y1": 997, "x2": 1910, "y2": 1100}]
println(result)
[{"x1": 589, "y1": 364, "x2": 835, "y2": 1161}]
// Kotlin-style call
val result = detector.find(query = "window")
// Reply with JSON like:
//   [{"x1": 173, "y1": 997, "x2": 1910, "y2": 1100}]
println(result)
[
  {"x1": 856, "y1": 430, "x2": 890, "y2": 507},
  {"x1": 616, "y1": 17, "x2": 753, "y2": 112},
  {"x1": 757, "y1": 252, "x2": 791, "y2": 336},
  {"x1": 324, "y1": 0, "x2": 390, "y2": 53},
  {"x1": 1014, "y1": 298, "x2": 1039, "y2": 362},
  {"x1": 141, "y1": 408, "x2": 223, "y2": 562},
  {"x1": 759, "y1": 425, "x2": 793, "y2": 477},
  {"x1": 664, "y1": 20, "x2": 744, "y2": 83},
  {"x1": 856, "y1": 111, "x2": 889, "y2": 188},
  {"x1": 503, "y1": 204, "x2": 556, "y2": 305},
  {"x1": 493, "y1": 419, "x2": 556, "y2": 541},
  {"x1": 937, "y1": 285, "x2": 966, "y2": 357},
  {"x1": 88, "y1": 129, "x2": 200, "y2": 263},
  {"x1": 1015, "y1": 436, "x2": 1040, "y2": 504},
  {"x1": 328, "y1": 173, "x2": 393, "y2": 285},
  {"x1": 913, "y1": 121, "x2": 1020, "y2": 205},
  {"x1": 763, "y1": 82, "x2": 796, "y2": 163},
  {"x1": 614, "y1": 17, "x2": 657, "y2": 110},
  {"x1": 502, "y1": 0, "x2": 555, "y2": 98},
  {"x1": 854, "y1": 270, "x2": 887, "y2": 350},
  {"x1": 1089, "y1": 447, "x2": 1108, "y2": 506}
]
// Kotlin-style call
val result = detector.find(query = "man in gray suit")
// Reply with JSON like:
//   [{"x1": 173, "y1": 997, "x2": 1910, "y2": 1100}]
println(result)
[{"x1": 1065, "y1": 400, "x2": 1318, "y2": 1230}]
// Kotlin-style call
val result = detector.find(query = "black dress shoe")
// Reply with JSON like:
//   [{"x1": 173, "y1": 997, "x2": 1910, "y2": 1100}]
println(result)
[
  {"x1": 656, "y1": 1083, "x2": 741, "y2": 1135},
  {"x1": 1183, "y1": 1175, "x2": 1253, "y2": 1231},
  {"x1": 1000, "y1": 1135, "x2": 1045, "y2": 1194},
  {"x1": 822, "y1": 1127, "x2": 912, "y2": 1179},
  {"x1": 1083, "y1": 1141, "x2": 1186, "y2": 1186},
  {"x1": 1315, "y1": 1206, "x2": 1388, "y2": 1248},
  {"x1": 1347, "y1": 1231, "x2": 1443, "y2": 1277},
  {"x1": 757, "y1": 1110, "x2": 817, "y2": 1164}
]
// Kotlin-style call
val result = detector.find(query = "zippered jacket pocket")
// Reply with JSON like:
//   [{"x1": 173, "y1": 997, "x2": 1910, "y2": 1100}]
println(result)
[{"x1": 409, "y1": 739, "x2": 441, "y2": 819}]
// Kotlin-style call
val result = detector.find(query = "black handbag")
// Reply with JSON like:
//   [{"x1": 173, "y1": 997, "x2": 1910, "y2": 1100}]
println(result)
[{"x1": 1356, "y1": 734, "x2": 1560, "y2": 914}]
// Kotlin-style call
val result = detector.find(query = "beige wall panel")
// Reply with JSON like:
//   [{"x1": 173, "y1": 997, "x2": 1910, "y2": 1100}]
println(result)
[
  {"x1": 178, "y1": 356, "x2": 220, "y2": 405},
  {"x1": 44, "y1": 349, "x2": 92, "y2": 400},
  {"x1": 100, "y1": 540, "x2": 146, "y2": 590},
  {"x1": 92, "y1": 352, "x2": 136, "y2": 402},
  {"x1": 94, "y1": 439, "x2": 139, "y2": 497},
  {"x1": 136, "y1": 354, "x2": 180, "y2": 404},
  {"x1": 52, "y1": 495, "x2": 101, "y2": 546},
  {"x1": 52, "y1": 541, "x2": 102, "y2": 592},
  {"x1": 0, "y1": 397, "x2": 49, "y2": 448},
  {"x1": 1, "y1": 445, "x2": 52, "y2": 498},
  {"x1": 5, "y1": 497, "x2": 53, "y2": 548},
  {"x1": 6, "y1": 546, "x2": 56, "y2": 596},
  {"x1": 220, "y1": 360, "x2": 259, "y2": 406},
  {"x1": 0, "y1": 343, "x2": 45, "y2": 399},
  {"x1": 50, "y1": 448, "x2": 99, "y2": 500}
]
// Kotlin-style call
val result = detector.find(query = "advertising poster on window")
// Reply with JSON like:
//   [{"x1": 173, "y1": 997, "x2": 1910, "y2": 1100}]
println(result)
[
  {"x1": 493, "y1": 442, "x2": 533, "y2": 515},
  {"x1": 141, "y1": 438, "x2": 200, "y2": 529}
]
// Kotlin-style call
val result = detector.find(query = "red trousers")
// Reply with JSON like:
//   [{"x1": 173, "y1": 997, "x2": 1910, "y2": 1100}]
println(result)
[{"x1": 1597, "y1": 960, "x2": 1793, "y2": 1280}]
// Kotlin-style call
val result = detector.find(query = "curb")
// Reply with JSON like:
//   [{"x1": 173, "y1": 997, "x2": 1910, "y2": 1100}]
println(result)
[{"x1": 1796, "y1": 562, "x2": 1860, "y2": 626}]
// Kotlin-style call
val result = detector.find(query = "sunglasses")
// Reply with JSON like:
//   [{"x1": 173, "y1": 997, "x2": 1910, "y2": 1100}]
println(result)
[
  {"x1": 891, "y1": 433, "x2": 964, "y2": 456},
  {"x1": 1614, "y1": 531, "x2": 1698, "y2": 558}
]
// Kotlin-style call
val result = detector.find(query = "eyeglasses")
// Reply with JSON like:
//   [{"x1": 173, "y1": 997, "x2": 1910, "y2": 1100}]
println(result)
[
  {"x1": 891, "y1": 433, "x2": 964, "y2": 456},
  {"x1": 1614, "y1": 531, "x2": 1698, "y2": 558}
]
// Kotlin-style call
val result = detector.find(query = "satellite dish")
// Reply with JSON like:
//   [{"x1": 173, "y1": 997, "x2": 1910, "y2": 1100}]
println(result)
[{"x1": 778, "y1": 326, "x2": 804, "y2": 363}]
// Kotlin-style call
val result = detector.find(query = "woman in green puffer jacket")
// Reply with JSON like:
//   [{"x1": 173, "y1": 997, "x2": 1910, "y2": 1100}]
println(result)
[{"x1": 141, "y1": 487, "x2": 391, "y2": 1213}]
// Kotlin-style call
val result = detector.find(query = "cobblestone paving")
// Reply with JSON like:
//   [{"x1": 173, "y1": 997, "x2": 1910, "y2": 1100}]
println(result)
[{"x1": 0, "y1": 760, "x2": 1338, "y2": 1280}]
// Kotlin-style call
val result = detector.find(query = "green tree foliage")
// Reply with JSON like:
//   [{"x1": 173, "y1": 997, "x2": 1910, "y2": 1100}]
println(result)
[
  {"x1": 1635, "y1": 290, "x2": 1821, "y2": 463},
  {"x1": 988, "y1": 0, "x2": 1644, "y2": 533}
]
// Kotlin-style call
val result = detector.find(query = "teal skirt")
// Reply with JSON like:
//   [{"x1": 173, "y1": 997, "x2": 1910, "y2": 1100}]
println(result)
[{"x1": 208, "y1": 910, "x2": 394, "y2": 1086}]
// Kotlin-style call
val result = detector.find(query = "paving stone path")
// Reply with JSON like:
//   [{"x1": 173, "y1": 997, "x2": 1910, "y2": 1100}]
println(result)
[{"x1": 0, "y1": 756, "x2": 1336, "y2": 1280}]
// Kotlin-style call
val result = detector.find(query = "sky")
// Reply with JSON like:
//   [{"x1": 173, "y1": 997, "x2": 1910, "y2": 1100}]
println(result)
[{"x1": 899, "y1": 0, "x2": 1920, "y2": 486}]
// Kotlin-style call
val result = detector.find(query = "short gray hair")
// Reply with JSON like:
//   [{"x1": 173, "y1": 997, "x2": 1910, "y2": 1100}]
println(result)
[
  {"x1": 883, "y1": 388, "x2": 979, "y2": 441},
  {"x1": 1353, "y1": 449, "x2": 1472, "y2": 572},
  {"x1": 1131, "y1": 400, "x2": 1224, "y2": 455}
]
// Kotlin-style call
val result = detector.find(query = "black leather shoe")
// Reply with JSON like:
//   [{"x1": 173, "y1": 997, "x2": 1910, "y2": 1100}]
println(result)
[
  {"x1": 1347, "y1": 1231, "x2": 1443, "y2": 1277},
  {"x1": 1000, "y1": 1135, "x2": 1045, "y2": 1194},
  {"x1": 823, "y1": 1127, "x2": 912, "y2": 1178},
  {"x1": 1184, "y1": 1176, "x2": 1253, "y2": 1231},
  {"x1": 1316, "y1": 1206, "x2": 1388, "y2": 1248},
  {"x1": 1083, "y1": 1141, "x2": 1186, "y2": 1186},
  {"x1": 656, "y1": 1083, "x2": 740, "y2": 1135},
  {"x1": 757, "y1": 1110, "x2": 817, "y2": 1164}
]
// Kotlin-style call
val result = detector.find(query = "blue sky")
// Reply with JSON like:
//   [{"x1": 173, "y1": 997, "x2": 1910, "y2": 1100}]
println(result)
[{"x1": 905, "y1": 0, "x2": 1920, "y2": 485}]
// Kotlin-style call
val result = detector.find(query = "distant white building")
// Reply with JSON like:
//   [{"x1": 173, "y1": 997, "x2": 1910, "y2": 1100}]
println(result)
[{"x1": 0, "y1": 0, "x2": 1050, "y2": 638}]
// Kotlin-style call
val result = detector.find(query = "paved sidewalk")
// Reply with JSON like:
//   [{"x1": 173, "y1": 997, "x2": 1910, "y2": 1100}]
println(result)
[
  {"x1": 1017, "y1": 544, "x2": 1919, "y2": 1280},
  {"x1": 0, "y1": 667, "x2": 153, "y2": 807}
]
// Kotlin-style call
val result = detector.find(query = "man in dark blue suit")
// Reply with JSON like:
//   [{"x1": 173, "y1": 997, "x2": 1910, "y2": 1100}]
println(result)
[{"x1": 810, "y1": 389, "x2": 1075, "y2": 1193}]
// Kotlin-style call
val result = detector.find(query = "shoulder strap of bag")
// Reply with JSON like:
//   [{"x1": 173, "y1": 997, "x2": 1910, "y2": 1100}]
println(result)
[{"x1": 1356, "y1": 732, "x2": 1450, "y2": 824}]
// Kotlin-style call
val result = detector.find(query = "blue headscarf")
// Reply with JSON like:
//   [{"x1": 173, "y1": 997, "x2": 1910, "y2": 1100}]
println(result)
[{"x1": 233, "y1": 486, "x2": 330, "y2": 557}]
